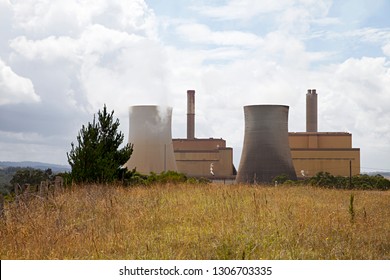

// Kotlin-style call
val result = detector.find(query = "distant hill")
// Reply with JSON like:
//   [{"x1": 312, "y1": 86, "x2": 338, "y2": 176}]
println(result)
[{"x1": 0, "y1": 161, "x2": 70, "y2": 173}]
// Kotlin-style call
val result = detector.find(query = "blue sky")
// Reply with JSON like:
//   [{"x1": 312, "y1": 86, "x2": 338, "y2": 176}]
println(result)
[{"x1": 0, "y1": 0, "x2": 389, "y2": 172}]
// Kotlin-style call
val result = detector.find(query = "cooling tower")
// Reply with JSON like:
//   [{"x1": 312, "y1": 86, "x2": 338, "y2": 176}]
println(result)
[
  {"x1": 236, "y1": 105, "x2": 297, "y2": 184},
  {"x1": 124, "y1": 105, "x2": 177, "y2": 174},
  {"x1": 306, "y1": 89, "x2": 318, "y2": 132}
]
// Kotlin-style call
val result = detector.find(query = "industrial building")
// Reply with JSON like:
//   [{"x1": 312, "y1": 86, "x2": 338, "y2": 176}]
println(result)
[
  {"x1": 126, "y1": 88, "x2": 360, "y2": 181},
  {"x1": 288, "y1": 89, "x2": 360, "y2": 178},
  {"x1": 172, "y1": 88, "x2": 360, "y2": 180},
  {"x1": 172, "y1": 90, "x2": 236, "y2": 180},
  {"x1": 173, "y1": 138, "x2": 235, "y2": 179}
]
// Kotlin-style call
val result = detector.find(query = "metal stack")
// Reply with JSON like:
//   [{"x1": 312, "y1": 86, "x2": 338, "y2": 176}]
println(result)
[
  {"x1": 306, "y1": 89, "x2": 318, "y2": 132},
  {"x1": 187, "y1": 90, "x2": 195, "y2": 139}
]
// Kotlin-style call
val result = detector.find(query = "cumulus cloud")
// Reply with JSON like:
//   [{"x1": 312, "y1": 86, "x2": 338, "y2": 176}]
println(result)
[
  {"x1": 317, "y1": 57, "x2": 390, "y2": 136},
  {"x1": 10, "y1": 36, "x2": 78, "y2": 63},
  {"x1": 0, "y1": 0, "x2": 162, "y2": 164},
  {"x1": 0, "y1": 58, "x2": 39, "y2": 105},
  {"x1": 176, "y1": 23, "x2": 263, "y2": 47},
  {"x1": 6, "y1": 0, "x2": 162, "y2": 115},
  {"x1": 382, "y1": 42, "x2": 390, "y2": 57},
  {"x1": 11, "y1": 0, "x2": 157, "y2": 37}
]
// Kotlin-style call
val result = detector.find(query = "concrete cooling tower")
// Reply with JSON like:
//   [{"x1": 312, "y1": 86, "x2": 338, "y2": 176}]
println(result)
[
  {"x1": 124, "y1": 105, "x2": 177, "y2": 174},
  {"x1": 236, "y1": 105, "x2": 297, "y2": 184}
]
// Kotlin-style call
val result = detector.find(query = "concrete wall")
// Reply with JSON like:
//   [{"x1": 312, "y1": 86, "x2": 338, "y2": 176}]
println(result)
[
  {"x1": 290, "y1": 149, "x2": 360, "y2": 177},
  {"x1": 172, "y1": 139, "x2": 234, "y2": 178},
  {"x1": 288, "y1": 132, "x2": 360, "y2": 177},
  {"x1": 173, "y1": 138, "x2": 226, "y2": 151},
  {"x1": 289, "y1": 132, "x2": 352, "y2": 149}
]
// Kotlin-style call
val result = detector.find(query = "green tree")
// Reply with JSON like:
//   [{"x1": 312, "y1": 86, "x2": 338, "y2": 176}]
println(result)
[
  {"x1": 67, "y1": 105, "x2": 133, "y2": 183},
  {"x1": 10, "y1": 168, "x2": 52, "y2": 187}
]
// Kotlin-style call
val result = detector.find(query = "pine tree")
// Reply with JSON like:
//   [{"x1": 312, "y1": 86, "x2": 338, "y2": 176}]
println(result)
[{"x1": 67, "y1": 105, "x2": 133, "y2": 183}]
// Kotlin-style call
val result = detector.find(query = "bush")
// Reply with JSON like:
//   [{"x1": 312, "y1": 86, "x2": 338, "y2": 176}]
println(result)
[
  {"x1": 272, "y1": 174, "x2": 289, "y2": 185},
  {"x1": 122, "y1": 170, "x2": 209, "y2": 187},
  {"x1": 306, "y1": 172, "x2": 390, "y2": 190}
]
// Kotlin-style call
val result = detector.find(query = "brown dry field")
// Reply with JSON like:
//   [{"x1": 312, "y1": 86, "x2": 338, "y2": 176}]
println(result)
[{"x1": 1, "y1": 183, "x2": 389, "y2": 259}]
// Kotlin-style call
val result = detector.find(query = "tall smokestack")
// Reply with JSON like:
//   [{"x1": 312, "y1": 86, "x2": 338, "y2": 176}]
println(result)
[
  {"x1": 187, "y1": 90, "x2": 195, "y2": 139},
  {"x1": 306, "y1": 89, "x2": 318, "y2": 132}
]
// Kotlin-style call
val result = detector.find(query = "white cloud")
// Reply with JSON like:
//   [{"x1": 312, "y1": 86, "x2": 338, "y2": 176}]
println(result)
[
  {"x1": 79, "y1": 24, "x2": 144, "y2": 56},
  {"x1": 318, "y1": 57, "x2": 390, "y2": 135},
  {"x1": 382, "y1": 42, "x2": 390, "y2": 57},
  {"x1": 10, "y1": 36, "x2": 78, "y2": 63},
  {"x1": 7, "y1": 1, "x2": 161, "y2": 115},
  {"x1": 176, "y1": 23, "x2": 263, "y2": 47},
  {"x1": 0, "y1": 58, "x2": 40, "y2": 105},
  {"x1": 194, "y1": 0, "x2": 294, "y2": 20},
  {"x1": 340, "y1": 28, "x2": 390, "y2": 44},
  {"x1": 11, "y1": 0, "x2": 157, "y2": 38},
  {"x1": 0, "y1": 0, "x2": 161, "y2": 165},
  {"x1": 80, "y1": 38, "x2": 170, "y2": 114}
]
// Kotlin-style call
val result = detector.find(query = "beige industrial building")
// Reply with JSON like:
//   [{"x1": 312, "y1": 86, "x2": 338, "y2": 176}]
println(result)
[
  {"x1": 289, "y1": 89, "x2": 360, "y2": 178},
  {"x1": 173, "y1": 138, "x2": 235, "y2": 179},
  {"x1": 289, "y1": 132, "x2": 360, "y2": 178},
  {"x1": 172, "y1": 90, "x2": 236, "y2": 179},
  {"x1": 172, "y1": 89, "x2": 360, "y2": 180}
]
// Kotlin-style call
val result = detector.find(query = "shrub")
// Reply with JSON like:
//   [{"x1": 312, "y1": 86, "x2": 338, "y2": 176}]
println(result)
[{"x1": 67, "y1": 105, "x2": 133, "y2": 184}]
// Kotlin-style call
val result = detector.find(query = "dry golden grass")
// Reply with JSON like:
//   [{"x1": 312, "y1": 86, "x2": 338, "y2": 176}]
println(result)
[{"x1": 1, "y1": 183, "x2": 389, "y2": 260}]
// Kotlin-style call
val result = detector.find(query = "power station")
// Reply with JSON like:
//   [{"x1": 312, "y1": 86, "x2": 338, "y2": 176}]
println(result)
[
  {"x1": 126, "y1": 89, "x2": 361, "y2": 182},
  {"x1": 172, "y1": 90, "x2": 236, "y2": 180},
  {"x1": 289, "y1": 89, "x2": 360, "y2": 178}
]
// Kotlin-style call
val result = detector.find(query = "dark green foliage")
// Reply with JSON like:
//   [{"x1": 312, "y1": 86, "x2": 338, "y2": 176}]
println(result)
[
  {"x1": 10, "y1": 168, "x2": 53, "y2": 186},
  {"x1": 352, "y1": 174, "x2": 390, "y2": 190},
  {"x1": 0, "y1": 167, "x2": 20, "y2": 195},
  {"x1": 309, "y1": 172, "x2": 336, "y2": 187},
  {"x1": 122, "y1": 170, "x2": 207, "y2": 186},
  {"x1": 67, "y1": 105, "x2": 133, "y2": 183},
  {"x1": 150, "y1": 171, "x2": 187, "y2": 184},
  {"x1": 272, "y1": 174, "x2": 289, "y2": 185},
  {"x1": 8, "y1": 168, "x2": 53, "y2": 192},
  {"x1": 300, "y1": 171, "x2": 390, "y2": 190},
  {"x1": 271, "y1": 171, "x2": 390, "y2": 191}
]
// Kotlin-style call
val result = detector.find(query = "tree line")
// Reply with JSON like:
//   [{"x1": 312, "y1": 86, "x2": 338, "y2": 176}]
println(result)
[{"x1": 273, "y1": 171, "x2": 390, "y2": 190}]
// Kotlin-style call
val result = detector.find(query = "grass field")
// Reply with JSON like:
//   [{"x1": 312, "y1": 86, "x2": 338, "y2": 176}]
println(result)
[{"x1": 1, "y1": 183, "x2": 389, "y2": 259}]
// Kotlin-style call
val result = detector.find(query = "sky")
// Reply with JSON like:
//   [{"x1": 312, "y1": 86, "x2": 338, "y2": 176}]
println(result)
[{"x1": 0, "y1": 0, "x2": 389, "y2": 173}]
